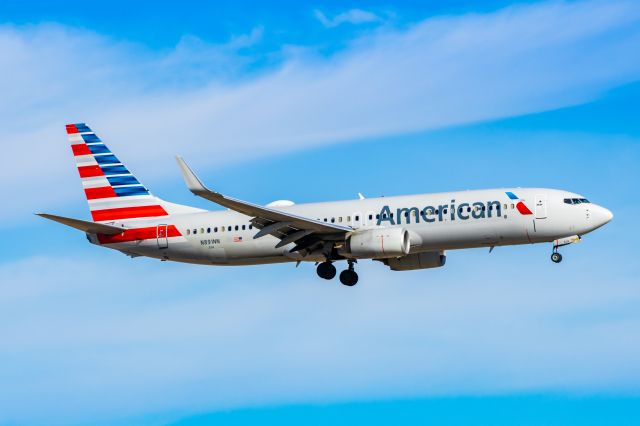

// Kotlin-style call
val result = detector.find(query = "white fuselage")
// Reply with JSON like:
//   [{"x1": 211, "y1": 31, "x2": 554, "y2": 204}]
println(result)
[{"x1": 88, "y1": 188, "x2": 613, "y2": 266}]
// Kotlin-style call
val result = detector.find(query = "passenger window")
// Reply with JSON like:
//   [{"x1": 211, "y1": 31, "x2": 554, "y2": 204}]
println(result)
[
  {"x1": 369, "y1": 214, "x2": 373, "y2": 220},
  {"x1": 355, "y1": 215, "x2": 359, "y2": 221},
  {"x1": 503, "y1": 204, "x2": 507, "y2": 210},
  {"x1": 511, "y1": 203, "x2": 515, "y2": 209},
  {"x1": 376, "y1": 214, "x2": 380, "y2": 219},
  {"x1": 324, "y1": 218, "x2": 327, "y2": 222},
  {"x1": 467, "y1": 207, "x2": 471, "y2": 212},
  {"x1": 443, "y1": 209, "x2": 447, "y2": 214},
  {"x1": 331, "y1": 218, "x2": 335, "y2": 223},
  {"x1": 227, "y1": 226, "x2": 232, "y2": 231},
  {"x1": 186, "y1": 229, "x2": 190, "y2": 235},
  {"x1": 207, "y1": 227, "x2": 211, "y2": 233},
  {"x1": 249, "y1": 225, "x2": 253, "y2": 229},
  {"x1": 235, "y1": 225, "x2": 239, "y2": 231},
  {"x1": 347, "y1": 216, "x2": 351, "y2": 222},
  {"x1": 201, "y1": 228, "x2": 204, "y2": 234},
  {"x1": 338, "y1": 217, "x2": 342, "y2": 223},
  {"x1": 242, "y1": 225, "x2": 246, "y2": 230},
  {"x1": 193, "y1": 229, "x2": 197, "y2": 234},
  {"x1": 214, "y1": 227, "x2": 218, "y2": 232}
]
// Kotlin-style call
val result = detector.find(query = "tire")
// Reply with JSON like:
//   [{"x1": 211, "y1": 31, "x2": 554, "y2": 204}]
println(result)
[
  {"x1": 317, "y1": 262, "x2": 336, "y2": 280},
  {"x1": 339, "y1": 270, "x2": 358, "y2": 286},
  {"x1": 551, "y1": 252, "x2": 562, "y2": 263}
]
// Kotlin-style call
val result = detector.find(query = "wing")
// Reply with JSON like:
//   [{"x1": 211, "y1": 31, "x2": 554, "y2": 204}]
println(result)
[
  {"x1": 36, "y1": 213, "x2": 126, "y2": 235},
  {"x1": 175, "y1": 156, "x2": 351, "y2": 253}
]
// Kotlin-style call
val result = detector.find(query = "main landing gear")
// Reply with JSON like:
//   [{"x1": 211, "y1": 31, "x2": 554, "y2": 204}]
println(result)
[
  {"x1": 316, "y1": 260, "x2": 359, "y2": 286},
  {"x1": 316, "y1": 261, "x2": 336, "y2": 280},
  {"x1": 340, "y1": 261, "x2": 358, "y2": 286}
]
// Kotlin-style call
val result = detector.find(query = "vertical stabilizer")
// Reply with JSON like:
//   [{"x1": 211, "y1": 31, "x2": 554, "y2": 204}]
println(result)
[{"x1": 66, "y1": 123, "x2": 201, "y2": 222}]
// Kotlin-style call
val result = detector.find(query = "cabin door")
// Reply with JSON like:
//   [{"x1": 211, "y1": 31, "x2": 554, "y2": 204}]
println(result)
[
  {"x1": 535, "y1": 195, "x2": 547, "y2": 219},
  {"x1": 157, "y1": 224, "x2": 169, "y2": 249}
]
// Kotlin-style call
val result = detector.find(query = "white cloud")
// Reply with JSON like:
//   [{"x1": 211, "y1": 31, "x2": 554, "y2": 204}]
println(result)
[
  {"x1": 1, "y1": 0, "x2": 640, "y2": 223},
  {"x1": 0, "y1": 247, "x2": 639, "y2": 424},
  {"x1": 314, "y1": 8, "x2": 382, "y2": 28}
]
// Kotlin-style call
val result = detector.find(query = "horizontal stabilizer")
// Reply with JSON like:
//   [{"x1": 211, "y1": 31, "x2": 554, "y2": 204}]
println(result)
[{"x1": 36, "y1": 213, "x2": 125, "y2": 235}]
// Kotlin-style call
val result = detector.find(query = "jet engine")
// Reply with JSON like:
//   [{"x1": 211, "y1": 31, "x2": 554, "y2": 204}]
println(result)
[
  {"x1": 384, "y1": 251, "x2": 446, "y2": 271},
  {"x1": 344, "y1": 227, "x2": 410, "y2": 259}
]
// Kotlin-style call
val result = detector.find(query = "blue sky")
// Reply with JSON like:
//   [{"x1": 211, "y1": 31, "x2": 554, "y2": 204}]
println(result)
[{"x1": 0, "y1": 1, "x2": 639, "y2": 425}]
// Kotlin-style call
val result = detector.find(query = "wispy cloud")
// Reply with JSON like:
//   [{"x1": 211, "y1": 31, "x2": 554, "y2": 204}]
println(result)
[
  {"x1": 314, "y1": 8, "x2": 382, "y2": 28},
  {"x1": 1, "y1": 248, "x2": 639, "y2": 423},
  {"x1": 1, "y1": 0, "x2": 640, "y2": 222}
]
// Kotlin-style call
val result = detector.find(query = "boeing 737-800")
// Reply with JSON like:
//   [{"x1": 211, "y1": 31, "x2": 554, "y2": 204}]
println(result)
[{"x1": 39, "y1": 123, "x2": 613, "y2": 286}]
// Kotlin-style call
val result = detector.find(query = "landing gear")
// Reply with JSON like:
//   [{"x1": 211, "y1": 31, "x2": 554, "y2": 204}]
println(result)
[
  {"x1": 339, "y1": 261, "x2": 359, "y2": 286},
  {"x1": 551, "y1": 243, "x2": 563, "y2": 263},
  {"x1": 551, "y1": 252, "x2": 563, "y2": 263},
  {"x1": 316, "y1": 261, "x2": 336, "y2": 280},
  {"x1": 317, "y1": 260, "x2": 358, "y2": 286}
]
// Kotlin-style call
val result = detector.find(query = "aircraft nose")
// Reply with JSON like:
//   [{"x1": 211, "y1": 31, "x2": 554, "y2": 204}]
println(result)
[{"x1": 592, "y1": 205, "x2": 613, "y2": 227}]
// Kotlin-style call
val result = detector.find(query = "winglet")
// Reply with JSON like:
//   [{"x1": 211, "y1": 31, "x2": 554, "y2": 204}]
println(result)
[{"x1": 175, "y1": 156, "x2": 211, "y2": 196}]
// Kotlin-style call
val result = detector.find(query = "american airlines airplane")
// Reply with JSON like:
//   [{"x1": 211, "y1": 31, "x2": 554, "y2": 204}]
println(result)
[{"x1": 39, "y1": 123, "x2": 613, "y2": 286}]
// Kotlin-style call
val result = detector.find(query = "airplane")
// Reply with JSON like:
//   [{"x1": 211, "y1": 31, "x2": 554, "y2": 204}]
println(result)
[{"x1": 38, "y1": 123, "x2": 614, "y2": 286}]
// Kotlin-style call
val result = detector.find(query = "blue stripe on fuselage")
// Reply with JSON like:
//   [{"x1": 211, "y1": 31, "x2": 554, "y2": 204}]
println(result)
[{"x1": 505, "y1": 191, "x2": 518, "y2": 200}]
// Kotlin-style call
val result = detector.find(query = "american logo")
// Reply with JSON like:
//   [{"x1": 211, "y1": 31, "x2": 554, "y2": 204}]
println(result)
[{"x1": 376, "y1": 192, "x2": 532, "y2": 226}]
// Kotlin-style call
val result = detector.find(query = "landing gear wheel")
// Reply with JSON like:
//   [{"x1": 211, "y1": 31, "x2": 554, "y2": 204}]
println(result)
[
  {"x1": 317, "y1": 261, "x2": 336, "y2": 280},
  {"x1": 339, "y1": 269, "x2": 358, "y2": 286},
  {"x1": 551, "y1": 252, "x2": 563, "y2": 263}
]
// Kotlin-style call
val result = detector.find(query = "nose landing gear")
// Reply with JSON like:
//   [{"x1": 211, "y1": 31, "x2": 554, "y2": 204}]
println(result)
[{"x1": 550, "y1": 235, "x2": 580, "y2": 263}]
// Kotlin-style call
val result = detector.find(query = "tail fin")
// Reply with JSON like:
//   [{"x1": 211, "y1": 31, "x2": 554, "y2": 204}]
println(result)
[{"x1": 66, "y1": 123, "x2": 201, "y2": 222}]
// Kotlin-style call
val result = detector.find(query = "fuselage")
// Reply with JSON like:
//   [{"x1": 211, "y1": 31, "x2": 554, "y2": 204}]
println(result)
[{"x1": 88, "y1": 187, "x2": 613, "y2": 266}]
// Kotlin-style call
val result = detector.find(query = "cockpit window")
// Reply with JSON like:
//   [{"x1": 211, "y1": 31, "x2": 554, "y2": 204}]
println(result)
[{"x1": 564, "y1": 198, "x2": 591, "y2": 205}]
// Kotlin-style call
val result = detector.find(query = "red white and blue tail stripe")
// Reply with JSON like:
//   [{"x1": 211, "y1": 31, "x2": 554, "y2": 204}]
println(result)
[{"x1": 67, "y1": 123, "x2": 170, "y2": 223}]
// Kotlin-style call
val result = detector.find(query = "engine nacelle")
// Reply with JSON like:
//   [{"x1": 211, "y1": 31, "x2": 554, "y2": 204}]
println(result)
[
  {"x1": 345, "y1": 227, "x2": 410, "y2": 259},
  {"x1": 384, "y1": 251, "x2": 446, "y2": 271}
]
